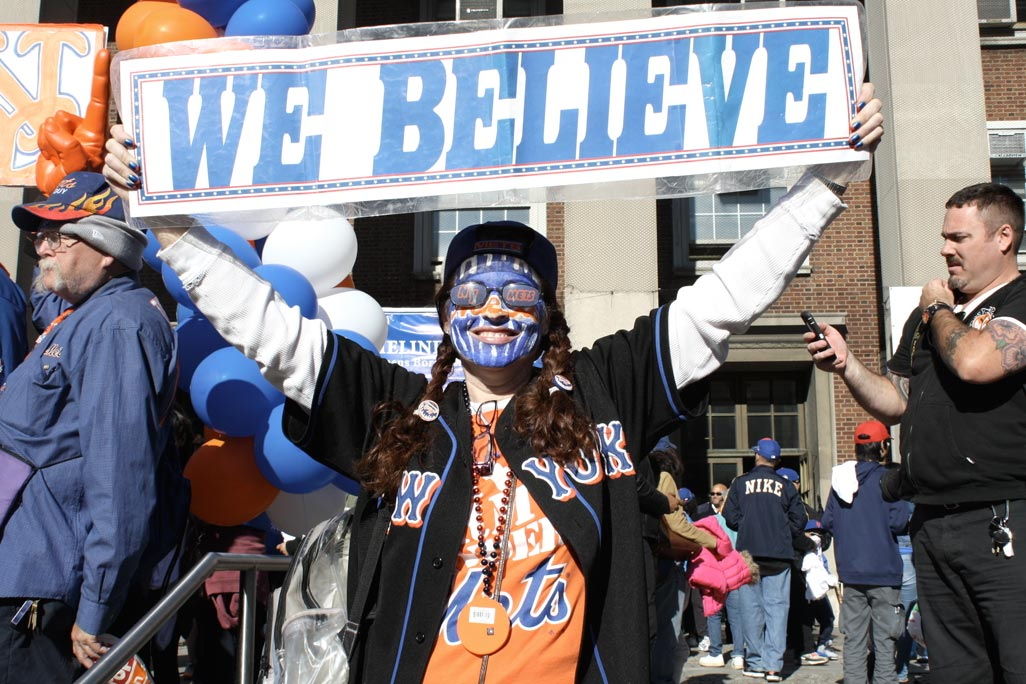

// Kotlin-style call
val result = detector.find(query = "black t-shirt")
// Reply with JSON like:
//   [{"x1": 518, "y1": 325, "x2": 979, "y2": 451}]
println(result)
[{"x1": 887, "y1": 277, "x2": 1026, "y2": 504}]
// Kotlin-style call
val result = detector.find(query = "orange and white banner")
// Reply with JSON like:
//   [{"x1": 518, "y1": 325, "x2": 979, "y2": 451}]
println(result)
[{"x1": 0, "y1": 24, "x2": 107, "y2": 186}]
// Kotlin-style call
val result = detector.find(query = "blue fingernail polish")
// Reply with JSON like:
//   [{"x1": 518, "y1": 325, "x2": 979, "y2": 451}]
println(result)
[
  {"x1": 128, "y1": 161, "x2": 140, "y2": 172},
  {"x1": 854, "y1": 141, "x2": 864, "y2": 150},
  {"x1": 124, "y1": 138, "x2": 135, "y2": 147},
  {"x1": 851, "y1": 120, "x2": 861, "y2": 131},
  {"x1": 849, "y1": 133, "x2": 861, "y2": 145},
  {"x1": 128, "y1": 173, "x2": 139, "y2": 184},
  {"x1": 856, "y1": 101, "x2": 866, "y2": 111}
]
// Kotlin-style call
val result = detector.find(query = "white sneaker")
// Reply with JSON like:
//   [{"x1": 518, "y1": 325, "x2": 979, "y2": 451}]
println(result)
[
  {"x1": 730, "y1": 656, "x2": 745, "y2": 670},
  {"x1": 699, "y1": 654, "x2": 724, "y2": 668},
  {"x1": 698, "y1": 635, "x2": 711, "y2": 652}
]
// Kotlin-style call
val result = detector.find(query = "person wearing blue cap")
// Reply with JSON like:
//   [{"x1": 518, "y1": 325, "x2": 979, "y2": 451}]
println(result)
[
  {"x1": 0, "y1": 172, "x2": 181, "y2": 682},
  {"x1": 723, "y1": 438, "x2": 808, "y2": 681},
  {"x1": 101, "y1": 82, "x2": 885, "y2": 682}
]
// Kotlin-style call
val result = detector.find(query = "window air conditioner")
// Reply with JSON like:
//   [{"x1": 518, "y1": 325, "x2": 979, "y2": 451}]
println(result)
[
  {"x1": 977, "y1": 0, "x2": 1017, "y2": 26},
  {"x1": 989, "y1": 129, "x2": 1026, "y2": 160}
]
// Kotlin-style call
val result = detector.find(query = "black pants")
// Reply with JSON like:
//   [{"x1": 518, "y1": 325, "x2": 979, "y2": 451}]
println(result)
[
  {"x1": 0, "y1": 599, "x2": 82, "y2": 684},
  {"x1": 787, "y1": 567, "x2": 816, "y2": 657},
  {"x1": 911, "y1": 501, "x2": 1026, "y2": 684}
]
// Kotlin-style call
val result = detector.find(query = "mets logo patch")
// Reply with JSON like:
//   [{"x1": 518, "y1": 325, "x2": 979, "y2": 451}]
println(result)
[{"x1": 969, "y1": 306, "x2": 996, "y2": 330}]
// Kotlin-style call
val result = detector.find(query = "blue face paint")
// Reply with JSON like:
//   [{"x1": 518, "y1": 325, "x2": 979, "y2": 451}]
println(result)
[{"x1": 446, "y1": 254, "x2": 546, "y2": 368}]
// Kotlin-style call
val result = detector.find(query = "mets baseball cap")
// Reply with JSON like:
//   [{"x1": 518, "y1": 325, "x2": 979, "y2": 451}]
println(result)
[
  {"x1": 678, "y1": 488, "x2": 694, "y2": 501},
  {"x1": 776, "y1": 467, "x2": 800, "y2": 483},
  {"x1": 805, "y1": 519, "x2": 824, "y2": 531},
  {"x1": 12, "y1": 171, "x2": 125, "y2": 229},
  {"x1": 854, "y1": 420, "x2": 890, "y2": 444},
  {"x1": 442, "y1": 221, "x2": 558, "y2": 292},
  {"x1": 751, "y1": 437, "x2": 782, "y2": 461}
]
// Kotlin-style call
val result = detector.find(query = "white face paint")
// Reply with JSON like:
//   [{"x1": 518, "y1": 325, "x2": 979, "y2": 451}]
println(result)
[{"x1": 445, "y1": 254, "x2": 546, "y2": 368}]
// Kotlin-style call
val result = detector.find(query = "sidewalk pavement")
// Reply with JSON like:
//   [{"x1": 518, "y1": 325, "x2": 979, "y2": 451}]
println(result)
[{"x1": 674, "y1": 635, "x2": 931, "y2": 683}]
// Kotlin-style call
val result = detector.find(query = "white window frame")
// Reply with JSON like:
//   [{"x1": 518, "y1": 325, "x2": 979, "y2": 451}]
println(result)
[
  {"x1": 413, "y1": 204, "x2": 549, "y2": 280},
  {"x1": 670, "y1": 189, "x2": 812, "y2": 276}
]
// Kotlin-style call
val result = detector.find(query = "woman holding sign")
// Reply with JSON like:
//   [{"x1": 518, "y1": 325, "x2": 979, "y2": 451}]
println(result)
[{"x1": 103, "y1": 83, "x2": 882, "y2": 682}]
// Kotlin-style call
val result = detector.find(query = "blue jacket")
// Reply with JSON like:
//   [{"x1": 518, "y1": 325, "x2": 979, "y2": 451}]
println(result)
[
  {"x1": 724, "y1": 464, "x2": 807, "y2": 560},
  {"x1": 0, "y1": 275, "x2": 177, "y2": 634},
  {"x1": 0, "y1": 266, "x2": 26, "y2": 387},
  {"x1": 822, "y1": 461, "x2": 909, "y2": 586}
]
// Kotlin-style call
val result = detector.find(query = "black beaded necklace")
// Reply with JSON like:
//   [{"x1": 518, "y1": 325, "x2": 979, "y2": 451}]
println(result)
[{"x1": 462, "y1": 382, "x2": 515, "y2": 598}]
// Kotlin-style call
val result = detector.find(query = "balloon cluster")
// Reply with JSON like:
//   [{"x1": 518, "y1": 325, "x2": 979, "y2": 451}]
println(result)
[
  {"x1": 115, "y1": 0, "x2": 315, "y2": 51},
  {"x1": 167, "y1": 208, "x2": 383, "y2": 531}
]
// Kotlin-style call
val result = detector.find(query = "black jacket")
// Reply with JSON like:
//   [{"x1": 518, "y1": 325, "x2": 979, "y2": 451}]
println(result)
[{"x1": 284, "y1": 306, "x2": 707, "y2": 682}]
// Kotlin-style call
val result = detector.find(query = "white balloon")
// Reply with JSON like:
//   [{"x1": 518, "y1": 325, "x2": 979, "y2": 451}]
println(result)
[
  {"x1": 262, "y1": 206, "x2": 357, "y2": 295},
  {"x1": 204, "y1": 208, "x2": 288, "y2": 240},
  {"x1": 316, "y1": 287, "x2": 387, "y2": 350},
  {"x1": 265, "y1": 484, "x2": 350, "y2": 537}
]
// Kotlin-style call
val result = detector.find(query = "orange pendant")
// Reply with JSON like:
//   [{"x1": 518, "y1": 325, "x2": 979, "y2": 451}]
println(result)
[{"x1": 457, "y1": 594, "x2": 511, "y2": 656}]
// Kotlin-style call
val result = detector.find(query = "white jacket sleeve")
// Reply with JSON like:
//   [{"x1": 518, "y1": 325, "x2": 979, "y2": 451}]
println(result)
[
  {"x1": 158, "y1": 227, "x2": 328, "y2": 409},
  {"x1": 667, "y1": 173, "x2": 845, "y2": 388}
]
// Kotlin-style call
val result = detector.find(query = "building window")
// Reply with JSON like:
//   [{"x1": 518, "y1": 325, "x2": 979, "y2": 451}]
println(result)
[
  {"x1": 705, "y1": 373, "x2": 806, "y2": 454},
  {"x1": 414, "y1": 207, "x2": 545, "y2": 279},
  {"x1": 991, "y1": 163, "x2": 1026, "y2": 265},
  {"x1": 672, "y1": 188, "x2": 786, "y2": 269}
]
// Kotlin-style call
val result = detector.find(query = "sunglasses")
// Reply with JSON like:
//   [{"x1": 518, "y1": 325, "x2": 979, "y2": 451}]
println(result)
[
  {"x1": 450, "y1": 281, "x2": 541, "y2": 310},
  {"x1": 710, "y1": 491, "x2": 726, "y2": 497}
]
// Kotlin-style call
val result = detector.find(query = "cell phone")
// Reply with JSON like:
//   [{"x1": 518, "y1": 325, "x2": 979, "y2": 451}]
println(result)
[{"x1": 801, "y1": 310, "x2": 831, "y2": 350}]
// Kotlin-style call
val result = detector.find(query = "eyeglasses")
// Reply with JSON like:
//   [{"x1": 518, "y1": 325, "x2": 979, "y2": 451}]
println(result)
[
  {"x1": 27, "y1": 229, "x2": 79, "y2": 251},
  {"x1": 710, "y1": 492, "x2": 726, "y2": 497},
  {"x1": 450, "y1": 281, "x2": 541, "y2": 310}
]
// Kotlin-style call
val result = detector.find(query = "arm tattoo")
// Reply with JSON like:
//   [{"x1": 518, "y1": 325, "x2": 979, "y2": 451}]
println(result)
[
  {"x1": 941, "y1": 327, "x2": 969, "y2": 368},
  {"x1": 888, "y1": 371, "x2": 910, "y2": 403},
  {"x1": 987, "y1": 319, "x2": 1026, "y2": 373}
]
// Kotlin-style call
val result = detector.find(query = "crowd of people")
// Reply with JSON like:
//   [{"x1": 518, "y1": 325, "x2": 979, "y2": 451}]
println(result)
[{"x1": 0, "y1": 68, "x2": 1021, "y2": 684}]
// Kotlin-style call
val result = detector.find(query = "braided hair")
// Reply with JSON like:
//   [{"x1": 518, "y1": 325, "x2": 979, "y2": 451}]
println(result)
[{"x1": 359, "y1": 282, "x2": 598, "y2": 498}]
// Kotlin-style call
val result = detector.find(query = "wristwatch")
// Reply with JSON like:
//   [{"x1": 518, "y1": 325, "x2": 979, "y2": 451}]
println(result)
[{"x1": 922, "y1": 300, "x2": 953, "y2": 324}]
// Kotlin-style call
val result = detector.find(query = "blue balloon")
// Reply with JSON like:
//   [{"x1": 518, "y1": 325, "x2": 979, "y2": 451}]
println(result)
[
  {"x1": 225, "y1": 0, "x2": 309, "y2": 36},
  {"x1": 333, "y1": 328, "x2": 380, "y2": 354},
  {"x1": 176, "y1": 314, "x2": 230, "y2": 391},
  {"x1": 142, "y1": 230, "x2": 162, "y2": 271},
  {"x1": 254, "y1": 264, "x2": 317, "y2": 319},
  {"x1": 255, "y1": 405, "x2": 335, "y2": 493},
  {"x1": 190, "y1": 346, "x2": 284, "y2": 437},
  {"x1": 179, "y1": 0, "x2": 248, "y2": 27},
  {"x1": 206, "y1": 226, "x2": 262, "y2": 268},
  {"x1": 333, "y1": 473, "x2": 360, "y2": 494},
  {"x1": 286, "y1": 0, "x2": 315, "y2": 30},
  {"x1": 162, "y1": 262, "x2": 197, "y2": 311},
  {"x1": 176, "y1": 304, "x2": 195, "y2": 325}
]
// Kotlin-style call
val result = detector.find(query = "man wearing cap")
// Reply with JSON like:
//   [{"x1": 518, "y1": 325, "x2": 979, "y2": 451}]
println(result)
[
  {"x1": 821, "y1": 421, "x2": 909, "y2": 684},
  {"x1": 775, "y1": 467, "x2": 832, "y2": 668},
  {"x1": 806, "y1": 183, "x2": 1026, "y2": 683},
  {"x1": 724, "y1": 438, "x2": 808, "y2": 681},
  {"x1": 0, "y1": 172, "x2": 179, "y2": 682}
]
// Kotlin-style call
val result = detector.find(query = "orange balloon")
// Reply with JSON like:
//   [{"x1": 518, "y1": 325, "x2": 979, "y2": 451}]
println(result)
[
  {"x1": 133, "y1": 5, "x2": 218, "y2": 49},
  {"x1": 184, "y1": 436, "x2": 279, "y2": 526},
  {"x1": 116, "y1": 1, "x2": 172, "y2": 51},
  {"x1": 336, "y1": 274, "x2": 356, "y2": 289}
]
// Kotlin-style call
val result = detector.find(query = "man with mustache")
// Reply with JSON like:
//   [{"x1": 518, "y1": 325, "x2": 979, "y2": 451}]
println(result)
[
  {"x1": 0, "y1": 172, "x2": 180, "y2": 683},
  {"x1": 805, "y1": 183, "x2": 1026, "y2": 684}
]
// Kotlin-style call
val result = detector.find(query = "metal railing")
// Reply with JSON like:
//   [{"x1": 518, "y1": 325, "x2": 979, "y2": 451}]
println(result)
[{"x1": 75, "y1": 552, "x2": 291, "y2": 684}]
